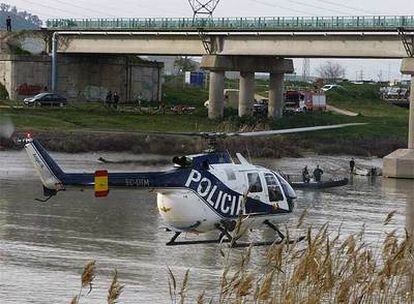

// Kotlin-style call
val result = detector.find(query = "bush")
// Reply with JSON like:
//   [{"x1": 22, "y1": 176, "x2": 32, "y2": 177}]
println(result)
[{"x1": 0, "y1": 83, "x2": 9, "y2": 100}]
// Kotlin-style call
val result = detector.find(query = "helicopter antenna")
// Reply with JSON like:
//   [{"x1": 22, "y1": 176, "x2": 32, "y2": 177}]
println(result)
[{"x1": 188, "y1": 0, "x2": 221, "y2": 20}]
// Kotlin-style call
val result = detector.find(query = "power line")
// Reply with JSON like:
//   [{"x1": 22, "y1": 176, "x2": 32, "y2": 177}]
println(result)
[
  {"x1": 283, "y1": 0, "x2": 351, "y2": 15},
  {"x1": 89, "y1": 0, "x2": 175, "y2": 16},
  {"x1": 12, "y1": 0, "x2": 91, "y2": 18},
  {"x1": 310, "y1": 0, "x2": 378, "y2": 15},
  {"x1": 52, "y1": 0, "x2": 117, "y2": 17},
  {"x1": 247, "y1": 0, "x2": 312, "y2": 16}
]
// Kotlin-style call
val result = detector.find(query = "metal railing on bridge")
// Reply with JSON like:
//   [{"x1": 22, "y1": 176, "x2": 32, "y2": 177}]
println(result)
[{"x1": 46, "y1": 15, "x2": 414, "y2": 31}]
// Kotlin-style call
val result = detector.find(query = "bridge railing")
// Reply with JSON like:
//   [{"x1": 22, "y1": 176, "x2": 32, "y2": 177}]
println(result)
[{"x1": 46, "y1": 16, "x2": 414, "y2": 31}]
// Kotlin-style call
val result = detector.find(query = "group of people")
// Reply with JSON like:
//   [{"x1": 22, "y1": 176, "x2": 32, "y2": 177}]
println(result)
[
  {"x1": 302, "y1": 165, "x2": 324, "y2": 183},
  {"x1": 302, "y1": 158, "x2": 356, "y2": 183},
  {"x1": 105, "y1": 91, "x2": 120, "y2": 109}
]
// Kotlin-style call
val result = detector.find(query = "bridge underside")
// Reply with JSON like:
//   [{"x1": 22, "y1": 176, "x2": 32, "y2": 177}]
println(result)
[{"x1": 55, "y1": 32, "x2": 407, "y2": 58}]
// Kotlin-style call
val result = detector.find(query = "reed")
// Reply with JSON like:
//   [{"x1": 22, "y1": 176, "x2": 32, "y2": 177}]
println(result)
[
  {"x1": 107, "y1": 270, "x2": 124, "y2": 304},
  {"x1": 69, "y1": 261, "x2": 123, "y2": 304},
  {"x1": 172, "y1": 211, "x2": 414, "y2": 303}
]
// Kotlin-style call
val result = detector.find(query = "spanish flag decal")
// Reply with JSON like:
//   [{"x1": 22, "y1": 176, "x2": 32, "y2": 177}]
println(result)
[{"x1": 95, "y1": 170, "x2": 109, "y2": 197}]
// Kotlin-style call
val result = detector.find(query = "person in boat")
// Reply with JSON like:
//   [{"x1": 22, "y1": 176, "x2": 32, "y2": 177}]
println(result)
[
  {"x1": 313, "y1": 165, "x2": 324, "y2": 182},
  {"x1": 302, "y1": 166, "x2": 310, "y2": 183},
  {"x1": 350, "y1": 158, "x2": 355, "y2": 174}
]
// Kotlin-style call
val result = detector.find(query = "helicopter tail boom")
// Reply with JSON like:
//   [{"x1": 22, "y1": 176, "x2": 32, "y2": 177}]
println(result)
[{"x1": 24, "y1": 138, "x2": 184, "y2": 194}]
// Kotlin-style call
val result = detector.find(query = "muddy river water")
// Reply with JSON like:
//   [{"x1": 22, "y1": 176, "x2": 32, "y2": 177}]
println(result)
[{"x1": 0, "y1": 150, "x2": 413, "y2": 303}]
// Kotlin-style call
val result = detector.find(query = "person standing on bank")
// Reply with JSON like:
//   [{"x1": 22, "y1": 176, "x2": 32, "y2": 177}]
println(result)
[
  {"x1": 113, "y1": 92, "x2": 120, "y2": 109},
  {"x1": 105, "y1": 90, "x2": 112, "y2": 107},
  {"x1": 6, "y1": 16, "x2": 11, "y2": 31},
  {"x1": 350, "y1": 157, "x2": 355, "y2": 174},
  {"x1": 313, "y1": 165, "x2": 324, "y2": 182}
]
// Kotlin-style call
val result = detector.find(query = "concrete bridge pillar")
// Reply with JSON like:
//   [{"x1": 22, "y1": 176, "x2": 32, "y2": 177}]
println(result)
[
  {"x1": 383, "y1": 57, "x2": 414, "y2": 179},
  {"x1": 208, "y1": 70, "x2": 225, "y2": 119},
  {"x1": 268, "y1": 72, "x2": 285, "y2": 119},
  {"x1": 239, "y1": 71, "x2": 255, "y2": 117},
  {"x1": 201, "y1": 55, "x2": 293, "y2": 120}
]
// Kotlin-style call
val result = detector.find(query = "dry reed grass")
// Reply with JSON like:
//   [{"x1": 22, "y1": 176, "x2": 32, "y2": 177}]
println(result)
[
  {"x1": 107, "y1": 270, "x2": 124, "y2": 304},
  {"x1": 171, "y1": 210, "x2": 414, "y2": 303},
  {"x1": 69, "y1": 261, "x2": 123, "y2": 304}
]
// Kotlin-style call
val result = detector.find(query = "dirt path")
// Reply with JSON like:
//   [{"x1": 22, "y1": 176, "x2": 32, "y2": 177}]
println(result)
[{"x1": 326, "y1": 104, "x2": 359, "y2": 117}]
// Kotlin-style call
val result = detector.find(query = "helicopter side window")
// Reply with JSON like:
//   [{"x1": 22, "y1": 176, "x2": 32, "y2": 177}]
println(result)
[
  {"x1": 247, "y1": 173, "x2": 263, "y2": 193},
  {"x1": 265, "y1": 173, "x2": 284, "y2": 202}
]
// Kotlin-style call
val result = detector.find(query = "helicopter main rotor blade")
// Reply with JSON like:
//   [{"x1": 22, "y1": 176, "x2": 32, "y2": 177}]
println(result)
[
  {"x1": 56, "y1": 123, "x2": 367, "y2": 140},
  {"x1": 228, "y1": 123, "x2": 367, "y2": 137},
  {"x1": 144, "y1": 123, "x2": 367, "y2": 139}
]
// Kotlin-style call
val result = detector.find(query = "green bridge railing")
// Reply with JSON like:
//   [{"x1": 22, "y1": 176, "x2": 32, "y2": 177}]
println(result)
[{"x1": 46, "y1": 15, "x2": 414, "y2": 31}]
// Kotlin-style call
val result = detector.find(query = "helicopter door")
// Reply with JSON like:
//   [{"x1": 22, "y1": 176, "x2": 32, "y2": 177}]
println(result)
[
  {"x1": 264, "y1": 173, "x2": 288, "y2": 210},
  {"x1": 246, "y1": 172, "x2": 270, "y2": 206}
]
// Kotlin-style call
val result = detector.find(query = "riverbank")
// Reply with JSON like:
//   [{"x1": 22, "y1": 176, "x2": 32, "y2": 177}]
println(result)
[
  {"x1": 0, "y1": 83, "x2": 409, "y2": 157},
  {"x1": 0, "y1": 126, "x2": 405, "y2": 158}
]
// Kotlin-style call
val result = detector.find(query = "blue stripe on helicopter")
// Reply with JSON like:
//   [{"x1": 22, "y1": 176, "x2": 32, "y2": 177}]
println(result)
[{"x1": 32, "y1": 139, "x2": 286, "y2": 218}]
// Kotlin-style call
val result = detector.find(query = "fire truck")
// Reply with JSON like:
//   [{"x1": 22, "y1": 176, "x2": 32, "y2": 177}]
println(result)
[{"x1": 284, "y1": 90, "x2": 326, "y2": 113}]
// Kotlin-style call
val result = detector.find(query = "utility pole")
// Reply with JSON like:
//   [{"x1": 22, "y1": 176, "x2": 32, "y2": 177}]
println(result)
[
  {"x1": 359, "y1": 69, "x2": 364, "y2": 81},
  {"x1": 188, "y1": 0, "x2": 221, "y2": 20},
  {"x1": 302, "y1": 58, "x2": 310, "y2": 82}
]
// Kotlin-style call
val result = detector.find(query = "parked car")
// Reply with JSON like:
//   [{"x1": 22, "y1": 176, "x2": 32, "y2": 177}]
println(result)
[
  {"x1": 253, "y1": 100, "x2": 268, "y2": 115},
  {"x1": 321, "y1": 84, "x2": 343, "y2": 92},
  {"x1": 23, "y1": 93, "x2": 67, "y2": 107}
]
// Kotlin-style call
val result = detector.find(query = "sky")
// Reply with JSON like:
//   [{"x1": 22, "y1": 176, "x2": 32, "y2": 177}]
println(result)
[{"x1": 7, "y1": 0, "x2": 414, "y2": 80}]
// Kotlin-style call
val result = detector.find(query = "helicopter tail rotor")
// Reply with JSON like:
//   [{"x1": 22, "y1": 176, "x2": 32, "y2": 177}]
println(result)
[{"x1": 24, "y1": 137, "x2": 65, "y2": 192}]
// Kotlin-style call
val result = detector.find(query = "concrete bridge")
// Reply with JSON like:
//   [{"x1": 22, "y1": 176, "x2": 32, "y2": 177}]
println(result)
[
  {"x1": 45, "y1": 16, "x2": 414, "y2": 178},
  {"x1": 47, "y1": 15, "x2": 414, "y2": 120},
  {"x1": 47, "y1": 15, "x2": 414, "y2": 58}
]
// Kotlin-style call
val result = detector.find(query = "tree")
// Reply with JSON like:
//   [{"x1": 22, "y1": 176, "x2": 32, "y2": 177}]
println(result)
[
  {"x1": 0, "y1": 3, "x2": 42, "y2": 29},
  {"x1": 0, "y1": 3, "x2": 10, "y2": 12},
  {"x1": 174, "y1": 56, "x2": 197, "y2": 73},
  {"x1": 317, "y1": 61, "x2": 346, "y2": 82}
]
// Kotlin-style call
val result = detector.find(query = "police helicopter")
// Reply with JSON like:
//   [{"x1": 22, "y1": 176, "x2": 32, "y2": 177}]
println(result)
[{"x1": 21, "y1": 123, "x2": 363, "y2": 247}]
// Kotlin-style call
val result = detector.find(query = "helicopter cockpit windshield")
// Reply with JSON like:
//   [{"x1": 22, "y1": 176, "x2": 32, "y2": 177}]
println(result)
[
  {"x1": 264, "y1": 173, "x2": 285, "y2": 203},
  {"x1": 273, "y1": 172, "x2": 297, "y2": 200}
]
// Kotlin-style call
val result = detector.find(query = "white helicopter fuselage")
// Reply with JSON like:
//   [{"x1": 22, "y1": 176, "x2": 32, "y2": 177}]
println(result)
[
  {"x1": 24, "y1": 138, "x2": 296, "y2": 236},
  {"x1": 156, "y1": 159, "x2": 295, "y2": 234}
]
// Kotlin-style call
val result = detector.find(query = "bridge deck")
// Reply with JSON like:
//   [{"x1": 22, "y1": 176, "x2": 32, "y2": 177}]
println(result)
[{"x1": 47, "y1": 15, "x2": 414, "y2": 32}]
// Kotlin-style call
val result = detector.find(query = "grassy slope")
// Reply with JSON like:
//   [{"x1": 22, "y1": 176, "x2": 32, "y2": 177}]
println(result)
[{"x1": 0, "y1": 82, "x2": 409, "y2": 156}]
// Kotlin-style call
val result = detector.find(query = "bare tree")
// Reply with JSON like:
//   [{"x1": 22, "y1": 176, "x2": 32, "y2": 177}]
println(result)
[
  {"x1": 174, "y1": 56, "x2": 197, "y2": 73},
  {"x1": 317, "y1": 61, "x2": 346, "y2": 82},
  {"x1": 0, "y1": 3, "x2": 10, "y2": 12}
]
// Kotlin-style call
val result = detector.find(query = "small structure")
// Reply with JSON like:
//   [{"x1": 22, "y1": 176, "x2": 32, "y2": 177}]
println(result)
[{"x1": 383, "y1": 58, "x2": 414, "y2": 179}]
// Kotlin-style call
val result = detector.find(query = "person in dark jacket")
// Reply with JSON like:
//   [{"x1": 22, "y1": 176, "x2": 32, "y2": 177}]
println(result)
[
  {"x1": 105, "y1": 91, "x2": 112, "y2": 107},
  {"x1": 302, "y1": 166, "x2": 310, "y2": 183},
  {"x1": 313, "y1": 165, "x2": 324, "y2": 182},
  {"x1": 350, "y1": 158, "x2": 355, "y2": 174},
  {"x1": 6, "y1": 16, "x2": 11, "y2": 31},
  {"x1": 113, "y1": 92, "x2": 120, "y2": 109}
]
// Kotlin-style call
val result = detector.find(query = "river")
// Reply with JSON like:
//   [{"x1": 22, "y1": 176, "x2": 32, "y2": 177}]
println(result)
[{"x1": 0, "y1": 150, "x2": 413, "y2": 303}]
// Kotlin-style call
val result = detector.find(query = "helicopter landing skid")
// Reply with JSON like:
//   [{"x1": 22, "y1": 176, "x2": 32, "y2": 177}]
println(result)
[
  {"x1": 165, "y1": 220, "x2": 305, "y2": 247},
  {"x1": 166, "y1": 231, "x2": 231, "y2": 246},
  {"x1": 228, "y1": 220, "x2": 305, "y2": 248}
]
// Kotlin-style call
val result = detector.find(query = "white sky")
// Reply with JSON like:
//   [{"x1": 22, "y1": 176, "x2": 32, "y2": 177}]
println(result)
[{"x1": 6, "y1": 0, "x2": 414, "y2": 80}]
